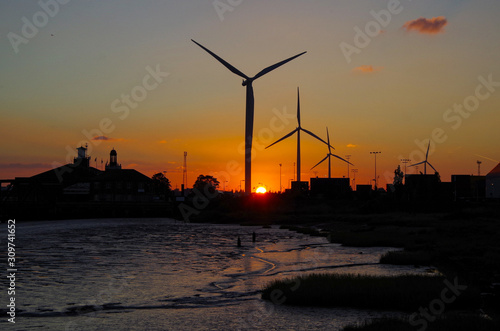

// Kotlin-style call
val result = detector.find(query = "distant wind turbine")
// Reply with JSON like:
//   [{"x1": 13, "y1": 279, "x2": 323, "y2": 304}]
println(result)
[
  {"x1": 265, "y1": 88, "x2": 330, "y2": 183},
  {"x1": 192, "y1": 40, "x2": 306, "y2": 194},
  {"x1": 409, "y1": 141, "x2": 437, "y2": 174},
  {"x1": 311, "y1": 127, "x2": 353, "y2": 178}
]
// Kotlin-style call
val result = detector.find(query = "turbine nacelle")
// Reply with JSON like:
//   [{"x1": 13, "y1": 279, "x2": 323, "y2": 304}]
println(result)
[{"x1": 242, "y1": 79, "x2": 253, "y2": 86}]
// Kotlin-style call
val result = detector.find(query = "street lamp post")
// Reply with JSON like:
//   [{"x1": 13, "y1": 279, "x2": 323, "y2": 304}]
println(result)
[
  {"x1": 370, "y1": 151, "x2": 381, "y2": 190},
  {"x1": 400, "y1": 158, "x2": 411, "y2": 184},
  {"x1": 351, "y1": 168, "x2": 358, "y2": 190},
  {"x1": 279, "y1": 163, "x2": 282, "y2": 193},
  {"x1": 345, "y1": 155, "x2": 351, "y2": 180}
]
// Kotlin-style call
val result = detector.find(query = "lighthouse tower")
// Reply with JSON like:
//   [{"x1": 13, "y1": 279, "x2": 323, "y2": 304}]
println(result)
[
  {"x1": 105, "y1": 148, "x2": 122, "y2": 170},
  {"x1": 74, "y1": 144, "x2": 90, "y2": 167}
]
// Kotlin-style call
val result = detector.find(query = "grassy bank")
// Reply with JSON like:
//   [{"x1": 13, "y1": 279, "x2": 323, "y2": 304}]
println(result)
[
  {"x1": 261, "y1": 273, "x2": 479, "y2": 311},
  {"x1": 342, "y1": 314, "x2": 497, "y2": 331},
  {"x1": 380, "y1": 250, "x2": 434, "y2": 266},
  {"x1": 323, "y1": 212, "x2": 500, "y2": 289}
]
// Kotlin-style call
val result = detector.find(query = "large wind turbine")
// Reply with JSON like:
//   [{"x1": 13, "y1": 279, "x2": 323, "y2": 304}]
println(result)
[
  {"x1": 192, "y1": 40, "x2": 306, "y2": 194},
  {"x1": 265, "y1": 88, "x2": 330, "y2": 183},
  {"x1": 409, "y1": 141, "x2": 437, "y2": 174},
  {"x1": 311, "y1": 127, "x2": 353, "y2": 178}
]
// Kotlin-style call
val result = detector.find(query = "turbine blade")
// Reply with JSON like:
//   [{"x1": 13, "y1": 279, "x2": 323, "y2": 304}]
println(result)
[
  {"x1": 253, "y1": 51, "x2": 307, "y2": 80},
  {"x1": 409, "y1": 161, "x2": 426, "y2": 167},
  {"x1": 265, "y1": 128, "x2": 298, "y2": 149},
  {"x1": 326, "y1": 127, "x2": 335, "y2": 151},
  {"x1": 427, "y1": 162, "x2": 437, "y2": 173},
  {"x1": 331, "y1": 153, "x2": 353, "y2": 165},
  {"x1": 310, "y1": 155, "x2": 329, "y2": 170},
  {"x1": 426, "y1": 141, "x2": 430, "y2": 160},
  {"x1": 191, "y1": 40, "x2": 249, "y2": 80},
  {"x1": 301, "y1": 127, "x2": 329, "y2": 146},
  {"x1": 297, "y1": 87, "x2": 301, "y2": 127}
]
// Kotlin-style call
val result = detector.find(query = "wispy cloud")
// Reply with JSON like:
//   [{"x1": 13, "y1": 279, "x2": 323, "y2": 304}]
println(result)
[
  {"x1": 353, "y1": 65, "x2": 382, "y2": 74},
  {"x1": 125, "y1": 163, "x2": 139, "y2": 168},
  {"x1": 347, "y1": 144, "x2": 357, "y2": 148},
  {"x1": 402, "y1": 16, "x2": 447, "y2": 34},
  {"x1": 474, "y1": 154, "x2": 499, "y2": 163},
  {"x1": 92, "y1": 135, "x2": 125, "y2": 142}
]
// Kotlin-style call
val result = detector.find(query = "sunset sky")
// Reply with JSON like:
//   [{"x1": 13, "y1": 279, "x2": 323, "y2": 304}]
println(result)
[{"x1": 1, "y1": 0, "x2": 499, "y2": 192}]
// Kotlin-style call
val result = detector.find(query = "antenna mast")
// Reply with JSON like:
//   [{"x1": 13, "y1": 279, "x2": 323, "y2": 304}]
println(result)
[{"x1": 183, "y1": 152, "x2": 188, "y2": 188}]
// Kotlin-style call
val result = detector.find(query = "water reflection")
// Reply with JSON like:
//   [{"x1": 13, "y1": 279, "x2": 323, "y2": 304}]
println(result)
[{"x1": 1, "y1": 218, "x2": 429, "y2": 330}]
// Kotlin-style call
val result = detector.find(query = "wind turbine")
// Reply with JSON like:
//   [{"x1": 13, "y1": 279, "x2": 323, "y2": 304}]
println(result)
[
  {"x1": 265, "y1": 88, "x2": 330, "y2": 183},
  {"x1": 192, "y1": 40, "x2": 306, "y2": 194},
  {"x1": 409, "y1": 141, "x2": 437, "y2": 174},
  {"x1": 310, "y1": 127, "x2": 353, "y2": 178}
]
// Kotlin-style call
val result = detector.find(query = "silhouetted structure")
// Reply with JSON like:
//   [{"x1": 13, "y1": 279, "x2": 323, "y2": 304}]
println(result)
[
  {"x1": 452, "y1": 175, "x2": 485, "y2": 200},
  {"x1": 486, "y1": 163, "x2": 500, "y2": 199},
  {"x1": 105, "y1": 148, "x2": 121, "y2": 170},
  {"x1": 13, "y1": 145, "x2": 102, "y2": 204},
  {"x1": 355, "y1": 185, "x2": 372, "y2": 199},
  {"x1": 192, "y1": 40, "x2": 306, "y2": 194},
  {"x1": 290, "y1": 181, "x2": 309, "y2": 194},
  {"x1": 310, "y1": 127, "x2": 352, "y2": 178},
  {"x1": 310, "y1": 177, "x2": 350, "y2": 198},
  {"x1": 408, "y1": 142, "x2": 437, "y2": 175},
  {"x1": 405, "y1": 174, "x2": 441, "y2": 201},
  {"x1": 4, "y1": 146, "x2": 164, "y2": 220},
  {"x1": 266, "y1": 88, "x2": 330, "y2": 184}
]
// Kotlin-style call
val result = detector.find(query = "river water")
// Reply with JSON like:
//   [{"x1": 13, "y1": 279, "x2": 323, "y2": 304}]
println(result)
[{"x1": 1, "y1": 218, "x2": 429, "y2": 330}]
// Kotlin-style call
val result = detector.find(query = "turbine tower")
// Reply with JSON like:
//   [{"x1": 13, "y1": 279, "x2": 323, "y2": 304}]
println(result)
[
  {"x1": 192, "y1": 40, "x2": 306, "y2": 194},
  {"x1": 265, "y1": 88, "x2": 330, "y2": 183},
  {"x1": 409, "y1": 141, "x2": 437, "y2": 174},
  {"x1": 310, "y1": 127, "x2": 353, "y2": 178}
]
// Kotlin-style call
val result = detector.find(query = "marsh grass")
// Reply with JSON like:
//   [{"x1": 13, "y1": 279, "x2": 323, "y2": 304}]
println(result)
[
  {"x1": 380, "y1": 250, "x2": 434, "y2": 266},
  {"x1": 261, "y1": 273, "x2": 479, "y2": 311}
]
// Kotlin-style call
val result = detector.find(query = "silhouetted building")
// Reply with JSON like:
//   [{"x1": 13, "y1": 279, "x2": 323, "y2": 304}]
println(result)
[
  {"x1": 93, "y1": 169, "x2": 151, "y2": 202},
  {"x1": 310, "y1": 177, "x2": 350, "y2": 198},
  {"x1": 405, "y1": 174, "x2": 441, "y2": 201},
  {"x1": 13, "y1": 144, "x2": 101, "y2": 203},
  {"x1": 452, "y1": 175, "x2": 485, "y2": 200},
  {"x1": 291, "y1": 181, "x2": 309, "y2": 193},
  {"x1": 7, "y1": 146, "x2": 158, "y2": 219},
  {"x1": 486, "y1": 163, "x2": 500, "y2": 199},
  {"x1": 355, "y1": 185, "x2": 372, "y2": 199},
  {"x1": 105, "y1": 148, "x2": 121, "y2": 170}
]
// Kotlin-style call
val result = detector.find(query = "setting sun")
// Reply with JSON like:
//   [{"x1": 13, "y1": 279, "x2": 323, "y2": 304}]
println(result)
[{"x1": 256, "y1": 186, "x2": 267, "y2": 194}]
